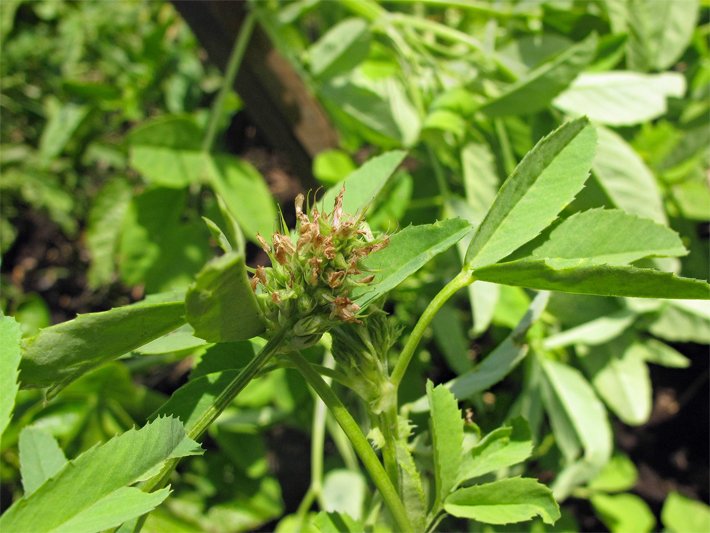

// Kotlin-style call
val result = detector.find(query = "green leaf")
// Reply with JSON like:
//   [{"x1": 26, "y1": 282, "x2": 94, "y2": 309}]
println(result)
[
  {"x1": 0, "y1": 417, "x2": 201, "y2": 533},
  {"x1": 480, "y1": 34, "x2": 597, "y2": 116},
  {"x1": 607, "y1": 0, "x2": 700, "y2": 71},
  {"x1": 354, "y1": 218, "x2": 472, "y2": 308},
  {"x1": 579, "y1": 336, "x2": 652, "y2": 426},
  {"x1": 19, "y1": 427, "x2": 67, "y2": 496},
  {"x1": 461, "y1": 417, "x2": 533, "y2": 482},
  {"x1": 312, "y1": 511, "x2": 363, "y2": 533},
  {"x1": 86, "y1": 178, "x2": 132, "y2": 288},
  {"x1": 592, "y1": 126, "x2": 667, "y2": 223},
  {"x1": 185, "y1": 252, "x2": 265, "y2": 342},
  {"x1": 20, "y1": 296, "x2": 187, "y2": 389},
  {"x1": 473, "y1": 259, "x2": 710, "y2": 299},
  {"x1": 128, "y1": 115, "x2": 205, "y2": 188},
  {"x1": 554, "y1": 72, "x2": 685, "y2": 126},
  {"x1": 532, "y1": 209, "x2": 685, "y2": 266},
  {"x1": 662, "y1": 491, "x2": 710, "y2": 533},
  {"x1": 635, "y1": 338, "x2": 690, "y2": 369},
  {"x1": 321, "y1": 150, "x2": 406, "y2": 216},
  {"x1": 427, "y1": 381, "x2": 463, "y2": 509},
  {"x1": 465, "y1": 118, "x2": 596, "y2": 268},
  {"x1": 543, "y1": 309, "x2": 636, "y2": 350},
  {"x1": 118, "y1": 187, "x2": 211, "y2": 292},
  {"x1": 322, "y1": 470, "x2": 366, "y2": 520},
  {"x1": 409, "y1": 291, "x2": 549, "y2": 413},
  {"x1": 541, "y1": 359, "x2": 612, "y2": 498},
  {"x1": 205, "y1": 154, "x2": 277, "y2": 241},
  {"x1": 39, "y1": 102, "x2": 90, "y2": 162},
  {"x1": 432, "y1": 303, "x2": 473, "y2": 375},
  {"x1": 53, "y1": 487, "x2": 171, "y2": 533},
  {"x1": 588, "y1": 454, "x2": 637, "y2": 493},
  {"x1": 444, "y1": 477, "x2": 560, "y2": 525},
  {"x1": 395, "y1": 439, "x2": 426, "y2": 531},
  {"x1": 0, "y1": 315, "x2": 21, "y2": 438},
  {"x1": 308, "y1": 18, "x2": 370, "y2": 80},
  {"x1": 591, "y1": 493, "x2": 655, "y2": 533},
  {"x1": 648, "y1": 300, "x2": 710, "y2": 344},
  {"x1": 313, "y1": 149, "x2": 356, "y2": 186}
]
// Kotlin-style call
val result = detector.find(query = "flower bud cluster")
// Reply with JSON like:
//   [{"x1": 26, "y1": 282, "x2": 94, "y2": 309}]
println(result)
[
  {"x1": 251, "y1": 189, "x2": 388, "y2": 349},
  {"x1": 330, "y1": 310, "x2": 401, "y2": 414}
]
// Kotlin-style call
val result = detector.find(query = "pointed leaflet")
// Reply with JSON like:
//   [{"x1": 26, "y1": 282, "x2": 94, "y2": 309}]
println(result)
[
  {"x1": 532, "y1": 209, "x2": 685, "y2": 267},
  {"x1": 185, "y1": 252, "x2": 266, "y2": 342},
  {"x1": 541, "y1": 359, "x2": 612, "y2": 498},
  {"x1": 0, "y1": 315, "x2": 21, "y2": 439},
  {"x1": 460, "y1": 417, "x2": 533, "y2": 482},
  {"x1": 51, "y1": 487, "x2": 171, "y2": 533},
  {"x1": 427, "y1": 381, "x2": 464, "y2": 510},
  {"x1": 20, "y1": 296, "x2": 186, "y2": 389},
  {"x1": 473, "y1": 259, "x2": 710, "y2": 299},
  {"x1": 353, "y1": 218, "x2": 472, "y2": 309},
  {"x1": 591, "y1": 493, "x2": 656, "y2": 533},
  {"x1": 593, "y1": 125, "x2": 666, "y2": 223},
  {"x1": 396, "y1": 440, "x2": 426, "y2": 531},
  {"x1": 579, "y1": 337, "x2": 652, "y2": 426},
  {"x1": 662, "y1": 491, "x2": 710, "y2": 533},
  {"x1": 465, "y1": 118, "x2": 596, "y2": 269},
  {"x1": 480, "y1": 34, "x2": 597, "y2": 117},
  {"x1": 0, "y1": 417, "x2": 201, "y2": 533},
  {"x1": 308, "y1": 18, "x2": 371, "y2": 80},
  {"x1": 444, "y1": 477, "x2": 560, "y2": 525},
  {"x1": 321, "y1": 150, "x2": 406, "y2": 216},
  {"x1": 554, "y1": 72, "x2": 685, "y2": 126},
  {"x1": 19, "y1": 427, "x2": 67, "y2": 496}
]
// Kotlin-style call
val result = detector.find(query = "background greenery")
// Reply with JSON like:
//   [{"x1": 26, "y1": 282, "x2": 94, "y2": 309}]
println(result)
[{"x1": 1, "y1": 1, "x2": 709, "y2": 532}]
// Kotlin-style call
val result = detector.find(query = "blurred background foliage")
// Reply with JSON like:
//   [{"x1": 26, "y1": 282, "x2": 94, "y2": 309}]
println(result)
[{"x1": 1, "y1": 1, "x2": 709, "y2": 531}]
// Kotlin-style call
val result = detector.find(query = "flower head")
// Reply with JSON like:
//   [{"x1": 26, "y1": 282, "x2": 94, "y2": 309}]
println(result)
[{"x1": 251, "y1": 188, "x2": 388, "y2": 348}]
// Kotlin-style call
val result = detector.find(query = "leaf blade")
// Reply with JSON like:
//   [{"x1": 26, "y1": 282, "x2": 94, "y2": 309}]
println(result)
[
  {"x1": 473, "y1": 259, "x2": 710, "y2": 299},
  {"x1": 0, "y1": 315, "x2": 21, "y2": 438},
  {"x1": 466, "y1": 118, "x2": 596, "y2": 268}
]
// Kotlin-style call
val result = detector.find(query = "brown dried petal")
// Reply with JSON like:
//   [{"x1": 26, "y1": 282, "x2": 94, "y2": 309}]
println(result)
[
  {"x1": 327, "y1": 270, "x2": 346, "y2": 288},
  {"x1": 272, "y1": 233, "x2": 295, "y2": 264},
  {"x1": 256, "y1": 234, "x2": 271, "y2": 253}
]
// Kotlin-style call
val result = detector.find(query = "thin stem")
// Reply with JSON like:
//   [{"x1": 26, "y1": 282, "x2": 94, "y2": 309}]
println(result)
[
  {"x1": 135, "y1": 328, "x2": 289, "y2": 521},
  {"x1": 290, "y1": 351, "x2": 413, "y2": 533},
  {"x1": 390, "y1": 270, "x2": 475, "y2": 388},
  {"x1": 378, "y1": 405, "x2": 400, "y2": 492},
  {"x1": 296, "y1": 351, "x2": 334, "y2": 522},
  {"x1": 201, "y1": 11, "x2": 256, "y2": 153}
]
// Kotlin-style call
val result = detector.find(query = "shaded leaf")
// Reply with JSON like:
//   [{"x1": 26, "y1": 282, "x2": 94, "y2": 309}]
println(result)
[
  {"x1": 206, "y1": 154, "x2": 276, "y2": 241},
  {"x1": 39, "y1": 103, "x2": 90, "y2": 162},
  {"x1": 543, "y1": 309, "x2": 636, "y2": 350},
  {"x1": 481, "y1": 34, "x2": 597, "y2": 116},
  {"x1": 409, "y1": 291, "x2": 549, "y2": 413},
  {"x1": 466, "y1": 118, "x2": 596, "y2": 268},
  {"x1": 20, "y1": 296, "x2": 187, "y2": 389},
  {"x1": 86, "y1": 179, "x2": 132, "y2": 288},
  {"x1": 308, "y1": 18, "x2": 370, "y2": 79},
  {"x1": 473, "y1": 259, "x2": 710, "y2": 299},
  {"x1": 648, "y1": 300, "x2": 710, "y2": 344},
  {"x1": 185, "y1": 252, "x2": 265, "y2": 342},
  {"x1": 588, "y1": 454, "x2": 637, "y2": 493},
  {"x1": 444, "y1": 477, "x2": 560, "y2": 525},
  {"x1": 322, "y1": 470, "x2": 366, "y2": 520}
]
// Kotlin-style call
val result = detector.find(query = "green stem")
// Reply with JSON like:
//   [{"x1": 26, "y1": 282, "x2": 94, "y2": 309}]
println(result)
[
  {"x1": 201, "y1": 11, "x2": 256, "y2": 153},
  {"x1": 137, "y1": 329, "x2": 289, "y2": 501},
  {"x1": 379, "y1": 404, "x2": 400, "y2": 492},
  {"x1": 290, "y1": 351, "x2": 413, "y2": 533},
  {"x1": 390, "y1": 270, "x2": 475, "y2": 388}
]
